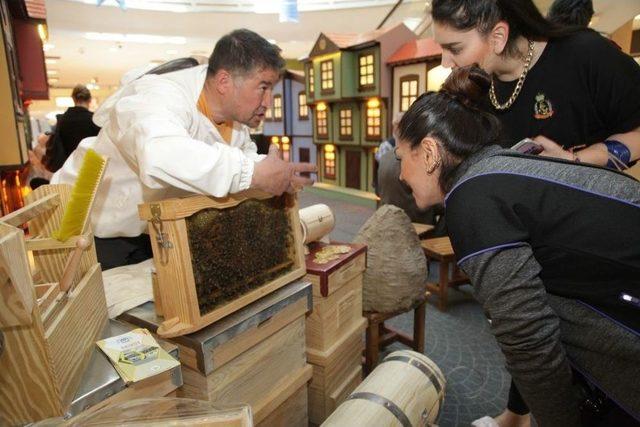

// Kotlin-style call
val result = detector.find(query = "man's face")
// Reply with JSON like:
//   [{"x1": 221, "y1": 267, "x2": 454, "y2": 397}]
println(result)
[{"x1": 228, "y1": 67, "x2": 280, "y2": 128}]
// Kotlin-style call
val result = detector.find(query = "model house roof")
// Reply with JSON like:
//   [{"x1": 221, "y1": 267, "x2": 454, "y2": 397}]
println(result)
[
  {"x1": 307, "y1": 23, "x2": 412, "y2": 58},
  {"x1": 387, "y1": 38, "x2": 442, "y2": 65}
]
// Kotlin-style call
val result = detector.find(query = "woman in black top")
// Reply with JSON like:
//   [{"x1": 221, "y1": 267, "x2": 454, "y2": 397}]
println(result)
[
  {"x1": 394, "y1": 65, "x2": 640, "y2": 427},
  {"x1": 431, "y1": 0, "x2": 640, "y2": 171}
]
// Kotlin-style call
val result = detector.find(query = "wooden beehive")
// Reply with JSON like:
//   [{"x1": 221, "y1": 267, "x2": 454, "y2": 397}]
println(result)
[
  {"x1": 0, "y1": 185, "x2": 108, "y2": 426},
  {"x1": 139, "y1": 190, "x2": 306, "y2": 338},
  {"x1": 119, "y1": 280, "x2": 314, "y2": 425},
  {"x1": 304, "y1": 242, "x2": 366, "y2": 352}
]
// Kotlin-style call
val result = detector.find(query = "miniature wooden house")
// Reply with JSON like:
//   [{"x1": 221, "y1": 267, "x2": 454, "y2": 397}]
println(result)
[
  {"x1": 262, "y1": 70, "x2": 315, "y2": 166},
  {"x1": 387, "y1": 38, "x2": 447, "y2": 118},
  {"x1": 138, "y1": 190, "x2": 306, "y2": 338},
  {"x1": 304, "y1": 24, "x2": 416, "y2": 193}
]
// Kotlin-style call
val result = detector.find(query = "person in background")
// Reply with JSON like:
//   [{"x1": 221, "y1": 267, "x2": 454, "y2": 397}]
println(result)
[
  {"x1": 46, "y1": 85, "x2": 101, "y2": 172},
  {"x1": 52, "y1": 29, "x2": 316, "y2": 270},
  {"x1": 547, "y1": 0, "x2": 594, "y2": 28},
  {"x1": 395, "y1": 65, "x2": 640, "y2": 427}
]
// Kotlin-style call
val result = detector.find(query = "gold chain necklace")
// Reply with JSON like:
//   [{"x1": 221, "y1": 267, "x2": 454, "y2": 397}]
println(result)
[{"x1": 489, "y1": 40, "x2": 535, "y2": 110}]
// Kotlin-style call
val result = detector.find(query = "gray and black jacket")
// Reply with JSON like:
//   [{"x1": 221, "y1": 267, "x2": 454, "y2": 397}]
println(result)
[{"x1": 446, "y1": 146, "x2": 640, "y2": 426}]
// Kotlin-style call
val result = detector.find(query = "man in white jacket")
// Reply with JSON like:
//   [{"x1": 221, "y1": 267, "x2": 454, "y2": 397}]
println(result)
[{"x1": 52, "y1": 29, "x2": 316, "y2": 269}]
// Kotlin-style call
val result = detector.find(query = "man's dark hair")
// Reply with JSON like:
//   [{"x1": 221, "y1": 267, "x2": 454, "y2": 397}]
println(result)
[
  {"x1": 208, "y1": 29, "x2": 285, "y2": 77},
  {"x1": 71, "y1": 84, "x2": 91, "y2": 103},
  {"x1": 547, "y1": 0, "x2": 593, "y2": 28}
]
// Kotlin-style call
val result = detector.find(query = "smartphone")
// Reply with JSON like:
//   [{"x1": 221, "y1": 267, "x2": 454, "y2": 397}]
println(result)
[{"x1": 511, "y1": 138, "x2": 543, "y2": 155}]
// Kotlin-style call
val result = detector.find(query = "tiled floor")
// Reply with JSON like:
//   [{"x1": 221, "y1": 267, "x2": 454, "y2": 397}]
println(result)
[{"x1": 299, "y1": 190, "x2": 510, "y2": 427}]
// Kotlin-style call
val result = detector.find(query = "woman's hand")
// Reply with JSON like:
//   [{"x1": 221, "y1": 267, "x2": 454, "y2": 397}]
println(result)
[{"x1": 532, "y1": 135, "x2": 575, "y2": 161}]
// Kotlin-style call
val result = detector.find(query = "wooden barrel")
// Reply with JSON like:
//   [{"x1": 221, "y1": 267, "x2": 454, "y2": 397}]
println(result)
[{"x1": 322, "y1": 350, "x2": 445, "y2": 427}]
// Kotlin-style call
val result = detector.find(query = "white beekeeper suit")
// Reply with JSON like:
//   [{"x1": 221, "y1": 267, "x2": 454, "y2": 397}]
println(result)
[{"x1": 52, "y1": 65, "x2": 264, "y2": 238}]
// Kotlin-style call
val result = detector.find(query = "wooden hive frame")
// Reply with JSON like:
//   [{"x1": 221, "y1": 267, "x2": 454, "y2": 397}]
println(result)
[
  {"x1": 138, "y1": 189, "x2": 306, "y2": 338},
  {"x1": 0, "y1": 184, "x2": 108, "y2": 426}
]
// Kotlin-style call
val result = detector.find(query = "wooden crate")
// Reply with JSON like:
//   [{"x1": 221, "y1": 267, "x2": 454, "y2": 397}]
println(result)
[
  {"x1": 305, "y1": 241, "x2": 367, "y2": 298},
  {"x1": 307, "y1": 317, "x2": 367, "y2": 425},
  {"x1": 306, "y1": 274, "x2": 363, "y2": 352},
  {"x1": 0, "y1": 185, "x2": 108, "y2": 426},
  {"x1": 138, "y1": 190, "x2": 306, "y2": 338}
]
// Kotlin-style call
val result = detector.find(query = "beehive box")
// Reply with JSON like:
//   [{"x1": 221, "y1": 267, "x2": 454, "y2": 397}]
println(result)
[
  {"x1": 138, "y1": 190, "x2": 306, "y2": 337},
  {"x1": 307, "y1": 317, "x2": 367, "y2": 424},
  {"x1": 304, "y1": 242, "x2": 366, "y2": 352},
  {"x1": 119, "y1": 280, "x2": 313, "y2": 425}
]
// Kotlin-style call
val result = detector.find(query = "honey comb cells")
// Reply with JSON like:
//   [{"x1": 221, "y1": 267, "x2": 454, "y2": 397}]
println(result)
[{"x1": 186, "y1": 196, "x2": 294, "y2": 315}]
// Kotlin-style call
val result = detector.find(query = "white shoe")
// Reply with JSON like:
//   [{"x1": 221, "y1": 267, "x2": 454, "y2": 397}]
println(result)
[{"x1": 471, "y1": 416, "x2": 500, "y2": 427}]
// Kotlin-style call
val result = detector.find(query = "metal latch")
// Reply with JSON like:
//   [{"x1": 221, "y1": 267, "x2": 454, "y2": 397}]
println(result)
[{"x1": 150, "y1": 203, "x2": 173, "y2": 265}]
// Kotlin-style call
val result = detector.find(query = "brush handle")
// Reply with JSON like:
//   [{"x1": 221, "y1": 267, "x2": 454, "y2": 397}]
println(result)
[{"x1": 59, "y1": 237, "x2": 91, "y2": 293}]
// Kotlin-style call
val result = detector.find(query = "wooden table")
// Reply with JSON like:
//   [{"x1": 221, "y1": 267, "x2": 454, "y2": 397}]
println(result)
[{"x1": 421, "y1": 237, "x2": 468, "y2": 311}]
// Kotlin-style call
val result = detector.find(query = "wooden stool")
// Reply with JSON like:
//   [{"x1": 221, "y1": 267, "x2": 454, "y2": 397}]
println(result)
[
  {"x1": 363, "y1": 292, "x2": 428, "y2": 374},
  {"x1": 421, "y1": 237, "x2": 468, "y2": 311}
]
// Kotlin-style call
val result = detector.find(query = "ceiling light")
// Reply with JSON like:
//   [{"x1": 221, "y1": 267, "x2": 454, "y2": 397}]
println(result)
[
  {"x1": 45, "y1": 56, "x2": 59, "y2": 65},
  {"x1": 84, "y1": 32, "x2": 186, "y2": 45},
  {"x1": 48, "y1": 77, "x2": 59, "y2": 84},
  {"x1": 43, "y1": 43, "x2": 55, "y2": 51},
  {"x1": 166, "y1": 49, "x2": 178, "y2": 55},
  {"x1": 47, "y1": 69, "x2": 58, "y2": 75}
]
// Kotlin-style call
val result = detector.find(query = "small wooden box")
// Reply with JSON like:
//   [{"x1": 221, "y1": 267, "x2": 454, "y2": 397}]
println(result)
[
  {"x1": 306, "y1": 274, "x2": 364, "y2": 352},
  {"x1": 307, "y1": 317, "x2": 367, "y2": 424},
  {"x1": 305, "y1": 242, "x2": 367, "y2": 298},
  {"x1": 119, "y1": 281, "x2": 313, "y2": 424},
  {"x1": 138, "y1": 190, "x2": 306, "y2": 337}
]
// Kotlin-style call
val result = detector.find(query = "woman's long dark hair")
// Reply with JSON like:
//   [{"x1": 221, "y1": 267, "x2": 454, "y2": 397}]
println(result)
[
  {"x1": 397, "y1": 66, "x2": 501, "y2": 193},
  {"x1": 432, "y1": 0, "x2": 576, "y2": 57}
]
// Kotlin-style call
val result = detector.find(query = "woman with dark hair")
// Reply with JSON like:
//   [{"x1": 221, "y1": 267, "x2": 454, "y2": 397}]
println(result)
[
  {"x1": 431, "y1": 0, "x2": 640, "y2": 172},
  {"x1": 394, "y1": 66, "x2": 640, "y2": 427},
  {"x1": 547, "y1": 0, "x2": 594, "y2": 28}
]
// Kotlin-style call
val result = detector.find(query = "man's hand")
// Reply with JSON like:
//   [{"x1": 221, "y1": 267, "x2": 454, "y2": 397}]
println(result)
[{"x1": 251, "y1": 144, "x2": 317, "y2": 195}]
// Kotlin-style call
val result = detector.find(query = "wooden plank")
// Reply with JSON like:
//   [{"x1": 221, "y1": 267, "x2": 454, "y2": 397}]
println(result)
[
  {"x1": 25, "y1": 234, "x2": 93, "y2": 252},
  {"x1": 180, "y1": 316, "x2": 307, "y2": 409},
  {"x1": 0, "y1": 222, "x2": 34, "y2": 327},
  {"x1": 138, "y1": 190, "x2": 273, "y2": 221},
  {"x1": 309, "y1": 364, "x2": 362, "y2": 424},
  {"x1": 253, "y1": 364, "x2": 312, "y2": 424},
  {"x1": 26, "y1": 185, "x2": 97, "y2": 288},
  {"x1": 0, "y1": 307, "x2": 62, "y2": 425},
  {"x1": 412, "y1": 222, "x2": 434, "y2": 237},
  {"x1": 152, "y1": 219, "x2": 200, "y2": 337},
  {"x1": 257, "y1": 384, "x2": 308, "y2": 427},
  {"x1": 45, "y1": 264, "x2": 108, "y2": 408},
  {"x1": 0, "y1": 193, "x2": 59, "y2": 227},
  {"x1": 36, "y1": 282, "x2": 60, "y2": 313}
]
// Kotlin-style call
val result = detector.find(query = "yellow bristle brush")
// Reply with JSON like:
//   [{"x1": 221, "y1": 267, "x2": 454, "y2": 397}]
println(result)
[{"x1": 52, "y1": 149, "x2": 108, "y2": 242}]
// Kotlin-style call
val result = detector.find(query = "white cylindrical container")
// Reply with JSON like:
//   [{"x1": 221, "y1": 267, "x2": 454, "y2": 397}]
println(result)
[{"x1": 299, "y1": 204, "x2": 335, "y2": 244}]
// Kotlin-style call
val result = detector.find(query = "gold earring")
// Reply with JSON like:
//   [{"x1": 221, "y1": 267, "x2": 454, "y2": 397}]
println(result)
[{"x1": 427, "y1": 158, "x2": 441, "y2": 175}]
